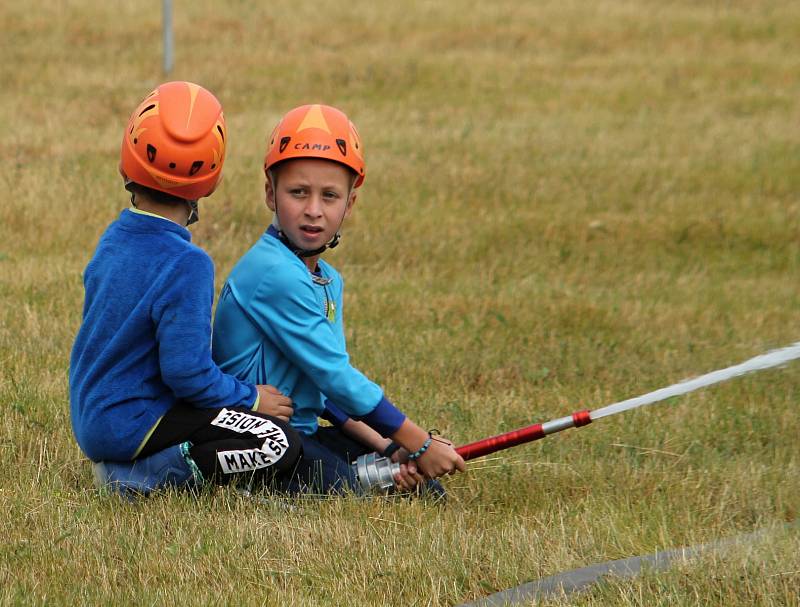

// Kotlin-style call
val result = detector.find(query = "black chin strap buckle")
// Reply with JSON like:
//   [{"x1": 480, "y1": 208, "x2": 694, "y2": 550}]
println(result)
[{"x1": 279, "y1": 230, "x2": 341, "y2": 258}]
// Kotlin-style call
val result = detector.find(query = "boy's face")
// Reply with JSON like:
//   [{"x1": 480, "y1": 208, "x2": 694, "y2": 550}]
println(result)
[{"x1": 266, "y1": 158, "x2": 357, "y2": 251}]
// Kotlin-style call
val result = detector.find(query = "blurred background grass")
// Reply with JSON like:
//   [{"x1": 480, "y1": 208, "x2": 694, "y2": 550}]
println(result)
[{"x1": 1, "y1": 1, "x2": 799, "y2": 605}]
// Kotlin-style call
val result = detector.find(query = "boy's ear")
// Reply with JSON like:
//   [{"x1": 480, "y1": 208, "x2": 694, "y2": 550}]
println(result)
[
  {"x1": 344, "y1": 191, "x2": 357, "y2": 219},
  {"x1": 265, "y1": 179, "x2": 276, "y2": 212}
]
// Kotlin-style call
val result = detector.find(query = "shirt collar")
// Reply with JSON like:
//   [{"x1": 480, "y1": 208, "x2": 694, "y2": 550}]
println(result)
[
  {"x1": 128, "y1": 206, "x2": 175, "y2": 223},
  {"x1": 119, "y1": 208, "x2": 191, "y2": 242}
]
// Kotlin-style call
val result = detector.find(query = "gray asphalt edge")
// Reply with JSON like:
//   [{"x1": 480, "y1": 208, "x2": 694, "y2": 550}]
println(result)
[{"x1": 455, "y1": 522, "x2": 798, "y2": 607}]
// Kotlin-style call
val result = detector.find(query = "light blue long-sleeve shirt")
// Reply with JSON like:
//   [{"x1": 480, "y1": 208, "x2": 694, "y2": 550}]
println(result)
[{"x1": 212, "y1": 226, "x2": 405, "y2": 436}]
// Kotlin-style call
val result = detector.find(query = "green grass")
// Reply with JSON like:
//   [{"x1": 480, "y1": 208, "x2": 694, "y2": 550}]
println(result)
[{"x1": 2, "y1": 0, "x2": 799, "y2": 604}]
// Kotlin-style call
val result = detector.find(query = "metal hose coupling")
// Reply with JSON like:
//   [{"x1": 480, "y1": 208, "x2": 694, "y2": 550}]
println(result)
[{"x1": 352, "y1": 452, "x2": 401, "y2": 493}]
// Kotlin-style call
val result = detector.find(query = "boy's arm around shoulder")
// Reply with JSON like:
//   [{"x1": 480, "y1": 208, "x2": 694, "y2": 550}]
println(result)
[{"x1": 153, "y1": 248, "x2": 257, "y2": 409}]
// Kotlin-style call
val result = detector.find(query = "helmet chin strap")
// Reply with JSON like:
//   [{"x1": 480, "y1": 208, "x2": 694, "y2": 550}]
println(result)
[
  {"x1": 276, "y1": 225, "x2": 341, "y2": 258},
  {"x1": 185, "y1": 199, "x2": 199, "y2": 226}
]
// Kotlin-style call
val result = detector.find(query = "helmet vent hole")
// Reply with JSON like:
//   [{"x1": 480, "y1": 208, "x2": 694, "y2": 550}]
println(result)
[
  {"x1": 169, "y1": 162, "x2": 176, "y2": 169},
  {"x1": 279, "y1": 137, "x2": 291, "y2": 153},
  {"x1": 217, "y1": 125, "x2": 225, "y2": 142},
  {"x1": 147, "y1": 144, "x2": 157, "y2": 163},
  {"x1": 336, "y1": 139, "x2": 347, "y2": 156},
  {"x1": 138, "y1": 104, "x2": 156, "y2": 118},
  {"x1": 133, "y1": 138, "x2": 138, "y2": 144},
  {"x1": 189, "y1": 161, "x2": 204, "y2": 176},
  {"x1": 211, "y1": 163, "x2": 216, "y2": 169}
]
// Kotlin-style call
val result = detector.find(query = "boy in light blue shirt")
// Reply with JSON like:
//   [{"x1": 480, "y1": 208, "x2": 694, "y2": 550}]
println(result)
[{"x1": 213, "y1": 104, "x2": 465, "y2": 494}]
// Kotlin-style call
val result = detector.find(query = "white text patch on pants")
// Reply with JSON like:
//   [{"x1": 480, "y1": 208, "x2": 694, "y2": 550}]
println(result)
[
  {"x1": 211, "y1": 408, "x2": 289, "y2": 445},
  {"x1": 217, "y1": 443, "x2": 285, "y2": 475}
]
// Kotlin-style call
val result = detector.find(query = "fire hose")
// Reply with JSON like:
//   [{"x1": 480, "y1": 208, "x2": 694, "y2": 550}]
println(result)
[{"x1": 352, "y1": 341, "x2": 800, "y2": 492}]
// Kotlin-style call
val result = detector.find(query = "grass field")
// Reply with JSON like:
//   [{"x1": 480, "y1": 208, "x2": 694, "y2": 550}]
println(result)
[{"x1": 2, "y1": 1, "x2": 800, "y2": 604}]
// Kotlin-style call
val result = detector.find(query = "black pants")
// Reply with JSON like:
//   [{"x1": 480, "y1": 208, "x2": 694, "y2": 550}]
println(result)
[
  {"x1": 140, "y1": 403, "x2": 301, "y2": 487},
  {"x1": 273, "y1": 426, "x2": 372, "y2": 495}
]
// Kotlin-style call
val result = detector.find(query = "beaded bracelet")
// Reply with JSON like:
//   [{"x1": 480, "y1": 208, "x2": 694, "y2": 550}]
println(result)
[{"x1": 407, "y1": 436, "x2": 433, "y2": 461}]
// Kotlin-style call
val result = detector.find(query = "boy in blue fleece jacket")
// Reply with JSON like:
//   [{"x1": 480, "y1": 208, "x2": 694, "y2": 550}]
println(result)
[
  {"x1": 69, "y1": 82, "x2": 301, "y2": 496},
  {"x1": 212, "y1": 104, "x2": 466, "y2": 495}
]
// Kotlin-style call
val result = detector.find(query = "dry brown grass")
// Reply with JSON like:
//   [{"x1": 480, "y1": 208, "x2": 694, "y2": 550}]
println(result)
[{"x1": 1, "y1": 1, "x2": 799, "y2": 604}]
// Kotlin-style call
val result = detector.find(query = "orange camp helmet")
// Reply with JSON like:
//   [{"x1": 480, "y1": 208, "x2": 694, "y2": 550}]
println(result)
[
  {"x1": 120, "y1": 81, "x2": 227, "y2": 201},
  {"x1": 264, "y1": 104, "x2": 365, "y2": 187}
]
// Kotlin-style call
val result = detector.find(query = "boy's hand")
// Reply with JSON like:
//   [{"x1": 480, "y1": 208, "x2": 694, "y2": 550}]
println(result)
[
  {"x1": 415, "y1": 436, "x2": 465, "y2": 479},
  {"x1": 255, "y1": 385, "x2": 293, "y2": 422},
  {"x1": 388, "y1": 448, "x2": 426, "y2": 491},
  {"x1": 391, "y1": 419, "x2": 466, "y2": 480},
  {"x1": 393, "y1": 460, "x2": 426, "y2": 492}
]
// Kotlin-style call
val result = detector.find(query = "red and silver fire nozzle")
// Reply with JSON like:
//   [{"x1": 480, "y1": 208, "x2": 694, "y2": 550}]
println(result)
[{"x1": 351, "y1": 409, "x2": 592, "y2": 493}]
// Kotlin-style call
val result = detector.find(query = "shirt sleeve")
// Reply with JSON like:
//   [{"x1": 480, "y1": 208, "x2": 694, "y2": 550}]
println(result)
[
  {"x1": 151, "y1": 248, "x2": 258, "y2": 409},
  {"x1": 321, "y1": 399, "x2": 349, "y2": 427},
  {"x1": 244, "y1": 262, "x2": 405, "y2": 434}
]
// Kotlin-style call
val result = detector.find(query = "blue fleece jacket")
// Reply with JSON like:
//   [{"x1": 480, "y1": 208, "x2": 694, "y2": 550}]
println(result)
[
  {"x1": 211, "y1": 226, "x2": 406, "y2": 437},
  {"x1": 69, "y1": 209, "x2": 257, "y2": 461}
]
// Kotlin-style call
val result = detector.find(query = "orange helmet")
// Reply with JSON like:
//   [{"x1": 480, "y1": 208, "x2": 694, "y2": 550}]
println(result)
[
  {"x1": 264, "y1": 104, "x2": 365, "y2": 187},
  {"x1": 120, "y1": 81, "x2": 227, "y2": 201}
]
